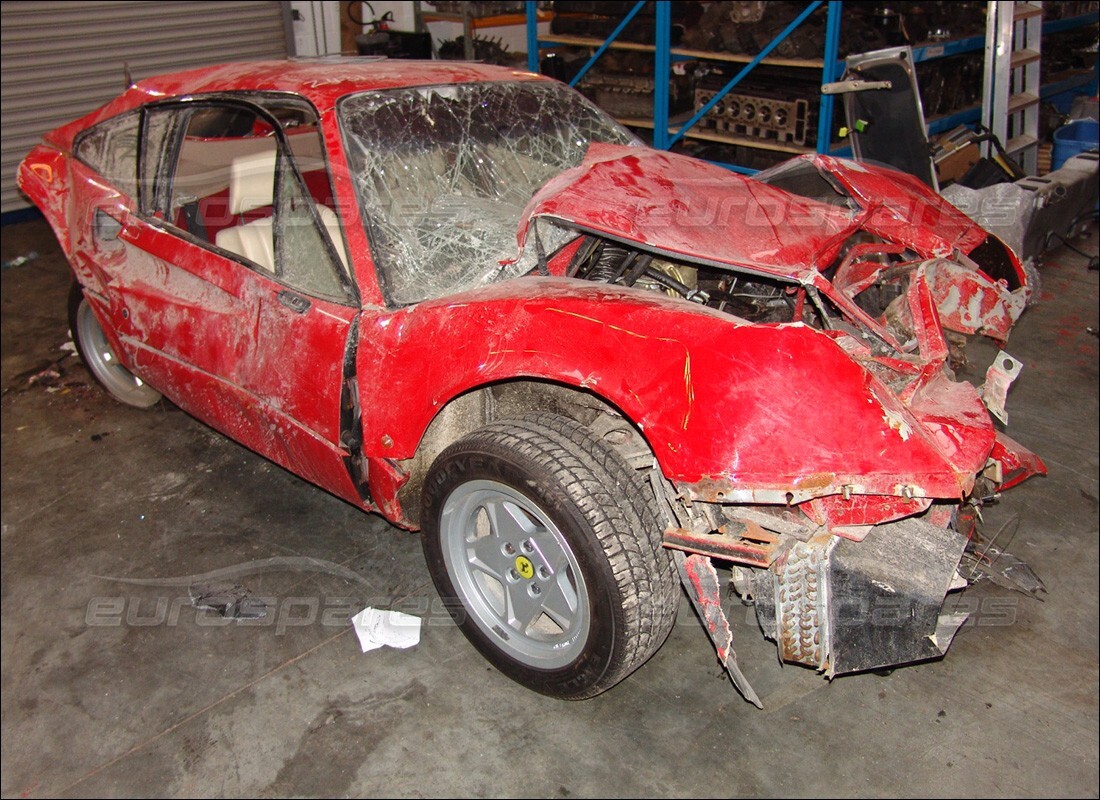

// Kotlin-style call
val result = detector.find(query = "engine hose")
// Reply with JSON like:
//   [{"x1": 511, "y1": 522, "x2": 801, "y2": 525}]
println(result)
[
  {"x1": 566, "y1": 236, "x2": 601, "y2": 277},
  {"x1": 642, "y1": 267, "x2": 710, "y2": 303},
  {"x1": 622, "y1": 253, "x2": 653, "y2": 286}
]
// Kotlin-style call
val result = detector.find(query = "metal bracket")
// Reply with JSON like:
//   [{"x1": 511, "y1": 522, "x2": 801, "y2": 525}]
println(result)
[
  {"x1": 980, "y1": 350, "x2": 1022, "y2": 425},
  {"x1": 674, "y1": 552, "x2": 762, "y2": 708},
  {"x1": 821, "y1": 79, "x2": 892, "y2": 95}
]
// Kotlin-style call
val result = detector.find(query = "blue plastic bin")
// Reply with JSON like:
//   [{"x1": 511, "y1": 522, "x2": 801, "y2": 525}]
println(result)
[{"x1": 1052, "y1": 119, "x2": 1099, "y2": 171}]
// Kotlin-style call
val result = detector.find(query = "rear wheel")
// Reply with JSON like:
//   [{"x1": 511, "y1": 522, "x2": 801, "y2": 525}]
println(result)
[
  {"x1": 421, "y1": 412, "x2": 678, "y2": 699},
  {"x1": 69, "y1": 283, "x2": 161, "y2": 408}
]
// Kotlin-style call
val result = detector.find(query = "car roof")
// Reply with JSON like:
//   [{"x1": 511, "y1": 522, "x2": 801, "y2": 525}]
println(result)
[
  {"x1": 135, "y1": 58, "x2": 546, "y2": 107},
  {"x1": 46, "y1": 58, "x2": 549, "y2": 149}
]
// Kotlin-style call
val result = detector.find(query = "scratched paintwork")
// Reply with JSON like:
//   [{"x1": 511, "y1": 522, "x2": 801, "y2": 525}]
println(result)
[{"x1": 17, "y1": 58, "x2": 1044, "y2": 541}]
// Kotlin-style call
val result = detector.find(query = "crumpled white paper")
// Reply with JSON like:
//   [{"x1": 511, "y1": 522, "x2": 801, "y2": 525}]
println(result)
[{"x1": 350, "y1": 607, "x2": 422, "y2": 653}]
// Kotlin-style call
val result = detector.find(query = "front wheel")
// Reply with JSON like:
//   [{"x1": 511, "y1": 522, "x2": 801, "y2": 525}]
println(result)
[
  {"x1": 68, "y1": 283, "x2": 161, "y2": 409},
  {"x1": 421, "y1": 412, "x2": 678, "y2": 699}
]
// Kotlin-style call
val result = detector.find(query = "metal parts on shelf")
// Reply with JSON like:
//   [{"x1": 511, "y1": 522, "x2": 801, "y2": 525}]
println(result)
[
  {"x1": 917, "y1": 53, "x2": 985, "y2": 119},
  {"x1": 693, "y1": 83, "x2": 814, "y2": 146},
  {"x1": 528, "y1": 1, "x2": 1100, "y2": 172},
  {"x1": 679, "y1": 1, "x2": 990, "y2": 59},
  {"x1": 572, "y1": 51, "x2": 693, "y2": 119},
  {"x1": 427, "y1": 1, "x2": 526, "y2": 14},
  {"x1": 682, "y1": 0, "x2": 826, "y2": 58},
  {"x1": 550, "y1": 0, "x2": 692, "y2": 45},
  {"x1": 580, "y1": 72, "x2": 662, "y2": 118}
]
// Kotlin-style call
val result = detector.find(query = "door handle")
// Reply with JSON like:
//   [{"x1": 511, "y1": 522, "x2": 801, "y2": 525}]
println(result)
[{"x1": 277, "y1": 290, "x2": 311, "y2": 314}]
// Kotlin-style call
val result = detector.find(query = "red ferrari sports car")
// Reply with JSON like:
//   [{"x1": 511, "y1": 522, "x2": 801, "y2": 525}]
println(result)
[{"x1": 19, "y1": 59, "x2": 1044, "y2": 703}]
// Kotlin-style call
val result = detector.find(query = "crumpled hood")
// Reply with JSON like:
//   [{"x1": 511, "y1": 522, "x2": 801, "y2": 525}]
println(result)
[
  {"x1": 520, "y1": 143, "x2": 859, "y2": 279},
  {"x1": 810, "y1": 155, "x2": 990, "y2": 258},
  {"x1": 520, "y1": 144, "x2": 1029, "y2": 346}
]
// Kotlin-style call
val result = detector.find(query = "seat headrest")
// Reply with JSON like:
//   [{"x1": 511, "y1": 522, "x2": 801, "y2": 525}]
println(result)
[{"x1": 228, "y1": 149, "x2": 277, "y2": 215}]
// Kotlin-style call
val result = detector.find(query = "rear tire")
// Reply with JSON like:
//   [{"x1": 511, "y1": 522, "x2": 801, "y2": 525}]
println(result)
[
  {"x1": 68, "y1": 282, "x2": 161, "y2": 409},
  {"x1": 421, "y1": 412, "x2": 677, "y2": 699}
]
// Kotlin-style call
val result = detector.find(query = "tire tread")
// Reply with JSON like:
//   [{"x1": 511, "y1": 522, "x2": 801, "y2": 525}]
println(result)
[{"x1": 435, "y1": 412, "x2": 678, "y2": 698}]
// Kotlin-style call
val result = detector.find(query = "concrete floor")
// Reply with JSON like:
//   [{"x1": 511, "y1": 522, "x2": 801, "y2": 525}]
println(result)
[{"x1": 1, "y1": 216, "x2": 1097, "y2": 798}]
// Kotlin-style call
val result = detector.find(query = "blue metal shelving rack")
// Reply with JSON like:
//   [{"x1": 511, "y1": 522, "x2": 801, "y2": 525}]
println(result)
[
  {"x1": 525, "y1": 1, "x2": 1099, "y2": 173},
  {"x1": 526, "y1": 0, "x2": 841, "y2": 173}
]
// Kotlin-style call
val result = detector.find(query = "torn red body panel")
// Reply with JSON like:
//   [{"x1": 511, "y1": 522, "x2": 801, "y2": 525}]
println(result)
[
  {"x1": 675, "y1": 553, "x2": 762, "y2": 707},
  {"x1": 812, "y1": 156, "x2": 990, "y2": 260},
  {"x1": 525, "y1": 146, "x2": 1030, "y2": 344},
  {"x1": 19, "y1": 59, "x2": 1047, "y2": 700},
  {"x1": 520, "y1": 143, "x2": 857, "y2": 277},
  {"x1": 990, "y1": 431, "x2": 1047, "y2": 492},
  {"x1": 922, "y1": 260, "x2": 1026, "y2": 342},
  {"x1": 764, "y1": 154, "x2": 1030, "y2": 290}
]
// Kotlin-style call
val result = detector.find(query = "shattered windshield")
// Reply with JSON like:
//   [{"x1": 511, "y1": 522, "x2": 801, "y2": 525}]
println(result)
[{"x1": 338, "y1": 80, "x2": 637, "y2": 305}]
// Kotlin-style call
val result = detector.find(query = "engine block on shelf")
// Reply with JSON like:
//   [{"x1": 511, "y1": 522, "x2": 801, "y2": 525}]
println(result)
[
  {"x1": 575, "y1": 55, "x2": 694, "y2": 119},
  {"x1": 693, "y1": 86, "x2": 814, "y2": 146},
  {"x1": 579, "y1": 74, "x2": 659, "y2": 119}
]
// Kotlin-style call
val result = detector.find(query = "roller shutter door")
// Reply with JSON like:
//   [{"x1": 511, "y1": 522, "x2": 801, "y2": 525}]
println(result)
[{"x1": 1, "y1": 0, "x2": 288, "y2": 215}]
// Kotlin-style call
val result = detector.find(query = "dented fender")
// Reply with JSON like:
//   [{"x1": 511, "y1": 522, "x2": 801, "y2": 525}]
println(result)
[{"x1": 355, "y1": 277, "x2": 995, "y2": 513}]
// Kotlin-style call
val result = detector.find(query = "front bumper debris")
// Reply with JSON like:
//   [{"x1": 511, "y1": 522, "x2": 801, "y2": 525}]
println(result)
[{"x1": 751, "y1": 517, "x2": 969, "y2": 677}]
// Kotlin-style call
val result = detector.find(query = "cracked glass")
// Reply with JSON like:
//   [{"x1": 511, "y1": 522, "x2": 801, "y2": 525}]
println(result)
[{"x1": 339, "y1": 81, "x2": 637, "y2": 305}]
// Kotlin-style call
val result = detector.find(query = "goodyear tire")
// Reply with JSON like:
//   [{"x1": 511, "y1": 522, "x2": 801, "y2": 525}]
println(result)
[{"x1": 421, "y1": 412, "x2": 678, "y2": 699}]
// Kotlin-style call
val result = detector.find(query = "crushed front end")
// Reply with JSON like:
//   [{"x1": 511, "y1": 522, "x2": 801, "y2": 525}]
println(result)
[
  {"x1": 516, "y1": 144, "x2": 1045, "y2": 697},
  {"x1": 754, "y1": 519, "x2": 967, "y2": 675},
  {"x1": 655, "y1": 263, "x2": 1044, "y2": 687}
]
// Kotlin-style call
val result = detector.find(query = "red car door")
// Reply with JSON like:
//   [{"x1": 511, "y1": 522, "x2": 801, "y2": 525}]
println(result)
[{"x1": 71, "y1": 98, "x2": 364, "y2": 505}]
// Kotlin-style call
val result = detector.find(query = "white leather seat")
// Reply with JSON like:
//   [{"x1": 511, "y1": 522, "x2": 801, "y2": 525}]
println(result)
[
  {"x1": 216, "y1": 216, "x2": 275, "y2": 272},
  {"x1": 215, "y1": 148, "x2": 349, "y2": 275},
  {"x1": 215, "y1": 149, "x2": 277, "y2": 272}
]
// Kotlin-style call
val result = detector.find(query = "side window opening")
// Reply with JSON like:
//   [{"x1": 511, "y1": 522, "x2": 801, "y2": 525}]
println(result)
[
  {"x1": 74, "y1": 111, "x2": 142, "y2": 199},
  {"x1": 145, "y1": 99, "x2": 351, "y2": 300},
  {"x1": 276, "y1": 150, "x2": 349, "y2": 297}
]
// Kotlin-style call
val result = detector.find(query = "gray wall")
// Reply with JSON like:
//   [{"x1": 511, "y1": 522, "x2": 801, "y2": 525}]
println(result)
[{"x1": 1, "y1": 0, "x2": 288, "y2": 215}]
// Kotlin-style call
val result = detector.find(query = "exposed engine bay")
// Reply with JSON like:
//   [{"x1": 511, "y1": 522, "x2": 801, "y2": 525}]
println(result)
[
  {"x1": 562, "y1": 231, "x2": 1002, "y2": 366},
  {"x1": 560, "y1": 231, "x2": 1047, "y2": 695},
  {"x1": 568, "y1": 236, "x2": 821, "y2": 324}
]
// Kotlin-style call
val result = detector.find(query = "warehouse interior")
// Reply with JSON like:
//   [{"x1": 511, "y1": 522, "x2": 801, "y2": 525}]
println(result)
[{"x1": 2, "y1": 1, "x2": 1098, "y2": 797}]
